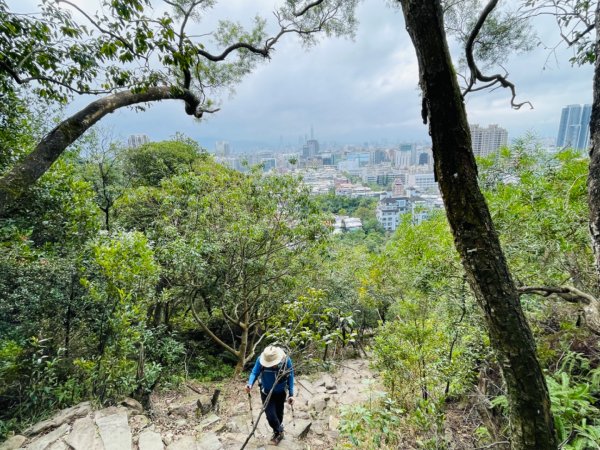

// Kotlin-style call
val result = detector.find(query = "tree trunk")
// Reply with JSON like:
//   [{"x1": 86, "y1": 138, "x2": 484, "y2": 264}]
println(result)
[
  {"x1": 588, "y1": 1, "x2": 600, "y2": 285},
  {"x1": 235, "y1": 320, "x2": 250, "y2": 375},
  {"x1": 396, "y1": 1, "x2": 557, "y2": 448},
  {"x1": 0, "y1": 86, "x2": 202, "y2": 218}
]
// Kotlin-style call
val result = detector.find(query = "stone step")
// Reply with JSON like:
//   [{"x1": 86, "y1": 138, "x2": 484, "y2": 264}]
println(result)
[
  {"x1": 95, "y1": 412, "x2": 131, "y2": 450},
  {"x1": 138, "y1": 430, "x2": 164, "y2": 450}
]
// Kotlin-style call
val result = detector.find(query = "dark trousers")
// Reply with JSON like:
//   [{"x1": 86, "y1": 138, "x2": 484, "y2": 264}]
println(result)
[{"x1": 261, "y1": 390, "x2": 286, "y2": 433}]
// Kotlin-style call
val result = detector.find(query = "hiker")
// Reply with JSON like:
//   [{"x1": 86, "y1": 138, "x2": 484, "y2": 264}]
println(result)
[{"x1": 245, "y1": 345, "x2": 295, "y2": 445}]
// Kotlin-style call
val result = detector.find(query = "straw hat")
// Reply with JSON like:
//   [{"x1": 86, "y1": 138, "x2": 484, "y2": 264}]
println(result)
[{"x1": 260, "y1": 346, "x2": 286, "y2": 368}]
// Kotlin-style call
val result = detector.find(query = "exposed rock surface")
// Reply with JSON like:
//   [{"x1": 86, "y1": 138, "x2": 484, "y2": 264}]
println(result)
[
  {"x1": 138, "y1": 430, "x2": 164, "y2": 450},
  {"x1": 64, "y1": 417, "x2": 103, "y2": 450},
  {"x1": 2, "y1": 358, "x2": 377, "y2": 450},
  {"x1": 96, "y1": 411, "x2": 131, "y2": 450},
  {"x1": 0, "y1": 435, "x2": 26, "y2": 450}
]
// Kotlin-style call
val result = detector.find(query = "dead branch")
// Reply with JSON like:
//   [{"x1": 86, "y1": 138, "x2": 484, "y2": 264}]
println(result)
[{"x1": 463, "y1": 0, "x2": 533, "y2": 109}]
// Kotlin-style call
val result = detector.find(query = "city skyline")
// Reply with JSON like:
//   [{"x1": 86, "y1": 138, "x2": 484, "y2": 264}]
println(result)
[{"x1": 54, "y1": 0, "x2": 593, "y2": 152}]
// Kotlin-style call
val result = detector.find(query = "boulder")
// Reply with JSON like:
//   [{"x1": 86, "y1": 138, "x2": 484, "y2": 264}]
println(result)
[
  {"x1": 288, "y1": 420, "x2": 312, "y2": 440},
  {"x1": 94, "y1": 407, "x2": 128, "y2": 420},
  {"x1": 328, "y1": 415, "x2": 340, "y2": 431},
  {"x1": 162, "y1": 433, "x2": 173, "y2": 446},
  {"x1": 120, "y1": 398, "x2": 143, "y2": 415},
  {"x1": 318, "y1": 374, "x2": 335, "y2": 390},
  {"x1": 310, "y1": 398, "x2": 327, "y2": 413}
]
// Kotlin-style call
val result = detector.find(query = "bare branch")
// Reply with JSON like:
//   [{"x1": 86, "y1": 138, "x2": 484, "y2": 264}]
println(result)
[
  {"x1": 293, "y1": 0, "x2": 325, "y2": 17},
  {"x1": 517, "y1": 285, "x2": 598, "y2": 305},
  {"x1": 463, "y1": 0, "x2": 533, "y2": 109}
]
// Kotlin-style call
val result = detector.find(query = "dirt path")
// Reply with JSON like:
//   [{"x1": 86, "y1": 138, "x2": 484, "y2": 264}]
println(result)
[{"x1": 2, "y1": 358, "x2": 379, "y2": 450}]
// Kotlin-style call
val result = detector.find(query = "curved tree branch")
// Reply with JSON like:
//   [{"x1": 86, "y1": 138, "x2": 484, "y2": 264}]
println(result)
[
  {"x1": 463, "y1": 0, "x2": 533, "y2": 109},
  {"x1": 518, "y1": 285, "x2": 600, "y2": 334},
  {"x1": 190, "y1": 300, "x2": 238, "y2": 356},
  {"x1": 293, "y1": 0, "x2": 325, "y2": 17},
  {"x1": 0, "y1": 86, "x2": 216, "y2": 218},
  {"x1": 517, "y1": 285, "x2": 597, "y2": 305},
  {"x1": 0, "y1": 60, "x2": 115, "y2": 96}
]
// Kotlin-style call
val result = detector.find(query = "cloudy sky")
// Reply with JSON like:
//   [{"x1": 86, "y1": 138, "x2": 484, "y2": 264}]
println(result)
[{"x1": 18, "y1": 0, "x2": 595, "y2": 152}]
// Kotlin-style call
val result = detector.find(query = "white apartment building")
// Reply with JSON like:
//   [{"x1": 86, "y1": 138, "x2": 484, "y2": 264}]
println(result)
[
  {"x1": 470, "y1": 124, "x2": 508, "y2": 157},
  {"x1": 376, "y1": 197, "x2": 409, "y2": 231},
  {"x1": 333, "y1": 216, "x2": 363, "y2": 233},
  {"x1": 128, "y1": 134, "x2": 149, "y2": 148},
  {"x1": 408, "y1": 172, "x2": 437, "y2": 191}
]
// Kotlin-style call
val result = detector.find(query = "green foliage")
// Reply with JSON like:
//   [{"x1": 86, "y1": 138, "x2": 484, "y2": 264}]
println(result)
[
  {"x1": 483, "y1": 146, "x2": 592, "y2": 288},
  {"x1": 523, "y1": 0, "x2": 595, "y2": 66},
  {"x1": 124, "y1": 140, "x2": 204, "y2": 187},
  {"x1": 546, "y1": 352, "x2": 600, "y2": 450},
  {"x1": 189, "y1": 354, "x2": 235, "y2": 382},
  {"x1": 339, "y1": 395, "x2": 404, "y2": 448},
  {"x1": 480, "y1": 145, "x2": 594, "y2": 357},
  {"x1": 338, "y1": 395, "x2": 450, "y2": 450},
  {"x1": 78, "y1": 231, "x2": 159, "y2": 401},
  {"x1": 365, "y1": 213, "x2": 485, "y2": 406},
  {"x1": 0, "y1": 0, "x2": 358, "y2": 113},
  {"x1": 268, "y1": 288, "x2": 358, "y2": 362},
  {"x1": 0, "y1": 338, "x2": 87, "y2": 438},
  {"x1": 115, "y1": 158, "x2": 329, "y2": 368},
  {"x1": 0, "y1": 92, "x2": 38, "y2": 174},
  {"x1": 444, "y1": 0, "x2": 536, "y2": 70}
]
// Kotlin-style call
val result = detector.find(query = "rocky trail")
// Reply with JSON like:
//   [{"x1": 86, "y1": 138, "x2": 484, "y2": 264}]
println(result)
[{"x1": 1, "y1": 358, "x2": 378, "y2": 450}]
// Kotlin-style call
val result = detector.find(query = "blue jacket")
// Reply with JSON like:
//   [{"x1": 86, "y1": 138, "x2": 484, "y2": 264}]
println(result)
[{"x1": 247, "y1": 356, "x2": 294, "y2": 396}]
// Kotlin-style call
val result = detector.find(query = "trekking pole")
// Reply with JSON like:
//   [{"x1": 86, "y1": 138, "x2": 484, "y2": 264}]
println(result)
[
  {"x1": 290, "y1": 402, "x2": 296, "y2": 428},
  {"x1": 247, "y1": 392, "x2": 255, "y2": 428}
]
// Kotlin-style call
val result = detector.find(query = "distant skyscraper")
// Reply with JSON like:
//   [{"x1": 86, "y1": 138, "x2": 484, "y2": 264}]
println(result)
[
  {"x1": 128, "y1": 134, "x2": 149, "y2": 148},
  {"x1": 394, "y1": 144, "x2": 415, "y2": 168},
  {"x1": 470, "y1": 124, "x2": 508, "y2": 157},
  {"x1": 306, "y1": 139, "x2": 319, "y2": 156},
  {"x1": 216, "y1": 141, "x2": 231, "y2": 156},
  {"x1": 556, "y1": 104, "x2": 592, "y2": 150}
]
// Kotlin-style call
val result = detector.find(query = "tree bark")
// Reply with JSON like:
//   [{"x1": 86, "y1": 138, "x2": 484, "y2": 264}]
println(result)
[
  {"x1": 396, "y1": 1, "x2": 557, "y2": 448},
  {"x1": 588, "y1": 1, "x2": 600, "y2": 284},
  {"x1": 0, "y1": 86, "x2": 202, "y2": 218}
]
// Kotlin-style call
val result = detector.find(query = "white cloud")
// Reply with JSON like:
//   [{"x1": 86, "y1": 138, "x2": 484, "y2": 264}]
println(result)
[{"x1": 12, "y1": 0, "x2": 592, "y2": 151}]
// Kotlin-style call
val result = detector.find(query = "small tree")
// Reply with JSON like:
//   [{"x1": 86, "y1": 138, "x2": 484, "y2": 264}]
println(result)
[{"x1": 115, "y1": 158, "x2": 329, "y2": 372}]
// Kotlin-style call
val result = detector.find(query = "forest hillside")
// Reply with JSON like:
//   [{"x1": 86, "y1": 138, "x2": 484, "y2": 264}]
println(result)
[{"x1": 2, "y1": 1, "x2": 600, "y2": 449}]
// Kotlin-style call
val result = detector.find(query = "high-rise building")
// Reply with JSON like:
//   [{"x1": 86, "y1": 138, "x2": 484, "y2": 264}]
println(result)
[
  {"x1": 370, "y1": 149, "x2": 389, "y2": 165},
  {"x1": 394, "y1": 144, "x2": 415, "y2": 168},
  {"x1": 556, "y1": 104, "x2": 592, "y2": 150},
  {"x1": 470, "y1": 124, "x2": 508, "y2": 157},
  {"x1": 128, "y1": 134, "x2": 149, "y2": 148},
  {"x1": 306, "y1": 139, "x2": 320, "y2": 156},
  {"x1": 216, "y1": 141, "x2": 231, "y2": 157}
]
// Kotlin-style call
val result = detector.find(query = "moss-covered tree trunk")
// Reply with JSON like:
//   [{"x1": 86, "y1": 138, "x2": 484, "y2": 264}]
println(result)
[
  {"x1": 396, "y1": 1, "x2": 557, "y2": 448},
  {"x1": 588, "y1": 1, "x2": 600, "y2": 284}
]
